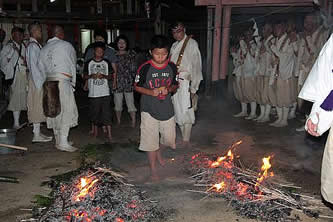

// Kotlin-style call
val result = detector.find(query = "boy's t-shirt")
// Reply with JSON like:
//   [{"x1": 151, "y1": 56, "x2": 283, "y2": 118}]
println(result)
[
  {"x1": 135, "y1": 60, "x2": 178, "y2": 121},
  {"x1": 84, "y1": 58, "x2": 111, "y2": 98}
]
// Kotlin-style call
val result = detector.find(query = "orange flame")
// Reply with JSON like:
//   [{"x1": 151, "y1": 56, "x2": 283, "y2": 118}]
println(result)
[
  {"x1": 212, "y1": 181, "x2": 225, "y2": 192},
  {"x1": 256, "y1": 156, "x2": 274, "y2": 187},
  {"x1": 116, "y1": 218, "x2": 124, "y2": 222},
  {"x1": 210, "y1": 149, "x2": 234, "y2": 168},
  {"x1": 75, "y1": 177, "x2": 99, "y2": 201}
]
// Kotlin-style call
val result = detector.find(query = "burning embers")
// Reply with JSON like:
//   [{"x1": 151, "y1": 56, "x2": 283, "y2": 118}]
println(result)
[
  {"x1": 189, "y1": 141, "x2": 325, "y2": 221},
  {"x1": 74, "y1": 177, "x2": 99, "y2": 202},
  {"x1": 37, "y1": 167, "x2": 167, "y2": 222},
  {"x1": 208, "y1": 147, "x2": 274, "y2": 199}
]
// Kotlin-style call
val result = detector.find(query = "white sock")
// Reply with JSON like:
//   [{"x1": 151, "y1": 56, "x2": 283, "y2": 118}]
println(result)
[
  {"x1": 33, "y1": 123, "x2": 40, "y2": 136},
  {"x1": 13, "y1": 111, "x2": 20, "y2": 127}
]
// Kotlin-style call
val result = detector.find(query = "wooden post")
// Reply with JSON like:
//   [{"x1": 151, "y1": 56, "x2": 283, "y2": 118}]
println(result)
[
  {"x1": 135, "y1": 0, "x2": 140, "y2": 15},
  {"x1": 17, "y1": 1, "x2": 21, "y2": 13},
  {"x1": 66, "y1": 0, "x2": 71, "y2": 13},
  {"x1": 120, "y1": 0, "x2": 124, "y2": 15},
  {"x1": 212, "y1": 2, "x2": 222, "y2": 82},
  {"x1": 32, "y1": 0, "x2": 38, "y2": 13},
  {"x1": 97, "y1": 0, "x2": 102, "y2": 14},
  {"x1": 127, "y1": 0, "x2": 132, "y2": 15},
  {"x1": 206, "y1": 6, "x2": 214, "y2": 94},
  {"x1": 220, "y1": 6, "x2": 231, "y2": 79}
]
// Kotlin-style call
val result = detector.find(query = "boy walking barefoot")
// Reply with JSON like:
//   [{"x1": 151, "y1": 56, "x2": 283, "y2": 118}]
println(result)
[
  {"x1": 84, "y1": 42, "x2": 115, "y2": 143},
  {"x1": 135, "y1": 35, "x2": 178, "y2": 182}
]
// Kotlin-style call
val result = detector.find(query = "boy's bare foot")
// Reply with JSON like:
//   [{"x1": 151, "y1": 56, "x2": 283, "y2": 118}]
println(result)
[
  {"x1": 107, "y1": 137, "x2": 112, "y2": 144},
  {"x1": 158, "y1": 157, "x2": 166, "y2": 167},
  {"x1": 151, "y1": 173, "x2": 160, "y2": 183},
  {"x1": 89, "y1": 130, "x2": 94, "y2": 136}
]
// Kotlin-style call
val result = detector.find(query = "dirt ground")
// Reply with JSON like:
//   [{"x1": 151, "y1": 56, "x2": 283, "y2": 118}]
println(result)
[{"x1": 0, "y1": 92, "x2": 332, "y2": 222}]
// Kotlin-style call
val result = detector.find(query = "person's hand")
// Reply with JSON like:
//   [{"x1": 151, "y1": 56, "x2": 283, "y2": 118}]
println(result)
[
  {"x1": 112, "y1": 79, "x2": 117, "y2": 89},
  {"x1": 91, "y1": 74, "x2": 98, "y2": 79},
  {"x1": 161, "y1": 87, "x2": 168, "y2": 96},
  {"x1": 231, "y1": 46, "x2": 237, "y2": 53},
  {"x1": 289, "y1": 31, "x2": 297, "y2": 42},
  {"x1": 306, "y1": 114, "x2": 320, "y2": 137},
  {"x1": 97, "y1": 73, "x2": 105, "y2": 79},
  {"x1": 151, "y1": 88, "x2": 160, "y2": 97}
]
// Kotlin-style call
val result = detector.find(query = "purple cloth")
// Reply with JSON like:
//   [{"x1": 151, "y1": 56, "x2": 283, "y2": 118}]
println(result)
[{"x1": 320, "y1": 90, "x2": 333, "y2": 111}]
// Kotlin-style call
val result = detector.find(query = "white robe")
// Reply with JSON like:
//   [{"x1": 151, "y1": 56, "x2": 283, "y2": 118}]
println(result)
[
  {"x1": 299, "y1": 34, "x2": 333, "y2": 203},
  {"x1": 296, "y1": 26, "x2": 329, "y2": 86},
  {"x1": 170, "y1": 34, "x2": 202, "y2": 125},
  {"x1": 26, "y1": 37, "x2": 45, "y2": 89},
  {"x1": 26, "y1": 37, "x2": 46, "y2": 123},
  {"x1": 0, "y1": 40, "x2": 28, "y2": 111},
  {"x1": 270, "y1": 33, "x2": 295, "y2": 80},
  {"x1": 38, "y1": 37, "x2": 78, "y2": 130}
]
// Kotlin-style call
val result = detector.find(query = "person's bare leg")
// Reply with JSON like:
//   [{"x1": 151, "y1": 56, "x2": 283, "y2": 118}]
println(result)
[
  {"x1": 157, "y1": 149, "x2": 165, "y2": 166},
  {"x1": 130, "y1": 111, "x2": 136, "y2": 128},
  {"x1": 93, "y1": 124, "x2": 98, "y2": 138},
  {"x1": 106, "y1": 125, "x2": 112, "y2": 143},
  {"x1": 116, "y1": 111, "x2": 122, "y2": 125},
  {"x1": 89, "y1": 123, "x2": 94, "y2": 136},
  {"x1": 147, "y1": 151, "x2": 159, "y2": 181}
]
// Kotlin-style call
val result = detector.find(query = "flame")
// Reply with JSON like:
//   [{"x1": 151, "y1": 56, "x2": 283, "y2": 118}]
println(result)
[
  {"x1": 212, "y1": 181, "x2": 225, "y2": 192},
  {"x1": 116, "y1": 218, "x2": 124, "y2": 222},
  {"x1": 210, "y1": 149, "x2": 234, "y2": 168},
  {"x1": 75, "y1": 177, "x2": 99, "y2": 201},
  {"x1": 256, "y1": 156, "x2": 274, "y2": 187}
]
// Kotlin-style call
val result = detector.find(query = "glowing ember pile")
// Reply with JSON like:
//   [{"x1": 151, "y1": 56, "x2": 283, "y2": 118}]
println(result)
[
  {"x1": 188, "y1": 141, "x2": 323, "y2": 221},
  {"x1": 37, "y1": 167, "x2": 168, "y2": 222}
]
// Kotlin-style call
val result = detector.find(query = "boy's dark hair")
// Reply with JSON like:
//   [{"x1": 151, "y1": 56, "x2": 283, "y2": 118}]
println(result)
[
  {"x1": 93, "y1": 41, "x2": 106, "y2": 51},
  {"x1": 11, "y1": 26, "x2": 24, "y2": 34},
  {"x1": 115, "y1": 34, "x2": 129, "y2": 51},
  {"x1": 150, "y1": 35, "x2": 170, "y2": 51},
  {"x1": 94, "y1": 28, "x2": 108, "y2": 43}
]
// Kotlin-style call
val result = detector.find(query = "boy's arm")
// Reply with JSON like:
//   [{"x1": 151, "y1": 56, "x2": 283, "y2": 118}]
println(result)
[
  {"x1": 82, "y1": 61, "x2": 90, "y2": 80},
  {"x1": 135, "y1": 85, "x2": 159, "y2": 97},
  {"x1": 134, "y1": 62, "x2": 159, "y2": 97}
]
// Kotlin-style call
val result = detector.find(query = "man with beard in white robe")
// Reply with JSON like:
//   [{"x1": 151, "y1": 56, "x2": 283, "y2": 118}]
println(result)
[
  {"x1": 295, "y1": 13, "x2": 329, "y2": 131},
  {"x1": 170, "y1": 22, "x2": 202, "y2": 147},
  {"x1": 38, "y1": 25, "x2": 78, "y2": 152},
  {"x1": 0, "y1": 27, "x2": 28, "y2": 129},
  {"x1": 299, "y1": 33, "x2": 333, "y2": 204},
  {"x1": 26, "y1": 22, "x2": 52, "y2": 143}
]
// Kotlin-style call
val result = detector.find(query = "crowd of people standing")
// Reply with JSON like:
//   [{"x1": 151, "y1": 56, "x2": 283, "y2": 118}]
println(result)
[
  {"x1": 231, "y1": 13, "x2": 329, "y2": 129},
  {"x1": 0, "y1": 22, "x2": 203, "y2": 160}
]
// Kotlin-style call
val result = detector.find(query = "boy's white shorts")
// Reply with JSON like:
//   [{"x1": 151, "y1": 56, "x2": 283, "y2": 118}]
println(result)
[{"x1": 139, "y1": 112, "x2": 176, "y2": 152}]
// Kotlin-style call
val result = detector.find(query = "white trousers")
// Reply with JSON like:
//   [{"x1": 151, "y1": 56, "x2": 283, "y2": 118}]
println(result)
[
  {"x1": 114, "y1": 92, "x2": 137, "y2": 112},
  {"x1": 179, "y1": 123, "x2": 192, "y2": 142}
]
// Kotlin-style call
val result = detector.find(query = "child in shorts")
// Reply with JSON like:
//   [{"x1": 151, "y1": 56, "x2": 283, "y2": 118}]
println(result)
[
  {"x1": 134, "y1": 35, "x2": 179, "y2": 182},
  {"x1": 84, "y1": 42, "x2": 114, "y2": 143}
]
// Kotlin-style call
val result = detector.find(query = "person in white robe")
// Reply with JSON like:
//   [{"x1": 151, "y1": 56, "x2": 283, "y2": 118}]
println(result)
[
  {"x1": 231, "y1": 42, "x2": 245, "y2": 110},
  {"x1": 170, "y1": 22, "x2": 203, "y2": 146},
  {"x1": 0, "y1": 27, "x2": 28, "y2": 129},
  {"x1": 235, "y1": 29, "x2": 257, "y2": 120},
  {"x1": 268, "y1": 21, "x2": 296, "y2": 127},
  {"x1": 254, "y1": 22, "x2": 274, "y2": 123},
  {"x1": 295, "y1": 14, "x2": 329, "y2": 131},
  {"x1": 38, "y1": 25, "x2": 78, "y2": 152},
  {"x1": 286, "y1": 18, "x2": 300, "y2": 121},
  {"x1": 26, "y1": 22, "x2": 52, "y2": 143},
  {"x1": 299, "y1": 33, "x2": 333, "y2": 204}
]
